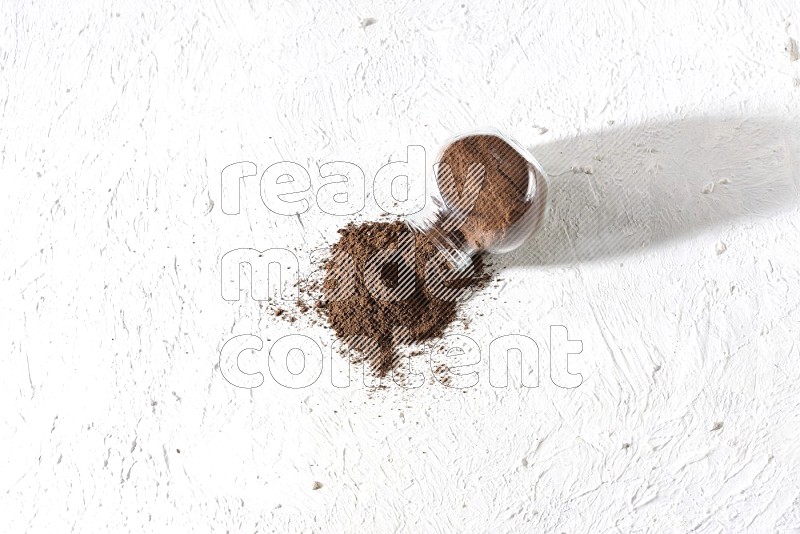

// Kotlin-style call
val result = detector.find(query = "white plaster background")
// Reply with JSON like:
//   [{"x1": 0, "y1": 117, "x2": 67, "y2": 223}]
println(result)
[{"x1": 2, "y1": 0, "x2": 800, "y2": 532}]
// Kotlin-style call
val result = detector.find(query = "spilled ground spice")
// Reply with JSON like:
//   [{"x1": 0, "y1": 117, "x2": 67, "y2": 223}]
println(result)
[
  {"x1": 308, "y1": 133, "x2": 536, "y2": 379},
  {"x1": 317, "y1": 221, "x2": 488, "y2": 377}
]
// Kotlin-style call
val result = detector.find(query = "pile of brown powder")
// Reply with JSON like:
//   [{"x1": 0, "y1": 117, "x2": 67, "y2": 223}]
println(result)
[{"x1": 318, "y1": 221, "x2": 487, "y2": 377}]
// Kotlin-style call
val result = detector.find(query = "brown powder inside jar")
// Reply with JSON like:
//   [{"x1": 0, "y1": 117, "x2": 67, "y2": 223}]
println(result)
[
  {"x1": 317, "y1": 221, "x2": 488, "y2": 378},
  {"x1": 436, "y1": 134, "x2": 532, "y2": 250}
]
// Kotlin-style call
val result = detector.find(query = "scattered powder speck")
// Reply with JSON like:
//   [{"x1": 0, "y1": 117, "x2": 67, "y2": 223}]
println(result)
[{"x1": 787, "y1": 37, "x2": 799, "y2": 62}]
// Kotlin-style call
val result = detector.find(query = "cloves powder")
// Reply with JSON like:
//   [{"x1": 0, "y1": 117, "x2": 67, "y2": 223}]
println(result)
[
  {"x1": 317, "y1": 135, "x2": 531, "y2": 379},
  {"x1": 318, "y1": 221, "x2": 487, "y2": 378}
]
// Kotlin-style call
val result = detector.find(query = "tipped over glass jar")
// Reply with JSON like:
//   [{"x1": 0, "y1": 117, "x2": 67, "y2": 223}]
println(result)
[{"x1": 407, "y1": 128, "x2": 549, "y2": 270}]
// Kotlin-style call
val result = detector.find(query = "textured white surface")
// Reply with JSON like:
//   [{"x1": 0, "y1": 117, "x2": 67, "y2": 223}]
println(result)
[{"x1": 3, "y1": 1, "x2": 800, "y2": 532}]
